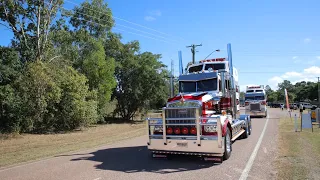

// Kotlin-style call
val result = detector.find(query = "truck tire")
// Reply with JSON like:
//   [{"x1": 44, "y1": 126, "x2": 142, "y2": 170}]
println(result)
[
  {"x1": 248, "y1": 118, "x2": 252, "y2": 135},
  {"x1": 223, "y1": 128, "x2": 232, "y2": 160},
  {"x1": 242, "y1": 120, "x2": 249, "y2": 139}
]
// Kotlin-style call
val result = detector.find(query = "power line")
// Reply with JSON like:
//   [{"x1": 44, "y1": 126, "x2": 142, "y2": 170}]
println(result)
[
  {"x1": 114, "y1": 27, "x2": 175, "y2": 45},
  {"x1": 60, "y1": 6, "x2": 180, "y2": 44},
  {"x1": 64, "y1": 0, "x2": 186, "y2": 42},
  {"x1": 56, "y1": 10, "x2": 176, "y2": 45}
]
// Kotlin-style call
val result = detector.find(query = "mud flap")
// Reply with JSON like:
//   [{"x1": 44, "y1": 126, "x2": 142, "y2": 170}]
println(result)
[
  {"x1": 203, "y1": 156, "x2": 223, "y2": 163},
  {"x1": 152, "y1": 154, "x2": 167, "y2": 158}
]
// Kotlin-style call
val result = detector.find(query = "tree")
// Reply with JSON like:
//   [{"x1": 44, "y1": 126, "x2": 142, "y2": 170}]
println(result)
[
  {"x1": 81, "y1": 39, "x2": 116, "y2": 121},
  {"x1": 240, "y1": 92, "x2": 245, "y2": 99},
  {"x1": 0, "y1": 0, "x2": 64, "y2": 61},
  {"x1": 113, "y1": 41, "x2": 168, "y2": 120},
  {"x1": 69, "y1": 0, "x2": 114, "y2": 39},
  {"x1": 0, "y1": 46, "x2": 22, "y2": 86},
  {"x1": 265, "y1": 85, "x2": 272, "y2": 95}
]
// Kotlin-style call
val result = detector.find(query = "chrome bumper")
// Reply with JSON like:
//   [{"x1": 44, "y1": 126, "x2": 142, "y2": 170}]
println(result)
[
  {"x1": 146, "y1": 107, "x2": 223, "y2": 156},
  {"x1": 245, "y1": 109, "x2": 266, "y2": 116},
  {"x1": 148, "y1": 138, "x2": 224, "y2": 156}
]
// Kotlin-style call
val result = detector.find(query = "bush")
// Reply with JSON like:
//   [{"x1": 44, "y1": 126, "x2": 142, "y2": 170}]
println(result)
[
  {"x1": 18, "y1": 61, "x2": 98, "y2": 133},
  {"x1": 0, "y1": 85, "x2": 23, "y2": 133}
]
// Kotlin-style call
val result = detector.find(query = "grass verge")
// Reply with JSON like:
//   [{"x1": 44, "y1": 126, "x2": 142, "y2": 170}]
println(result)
[
  {"x1": 275, "y1": 116, "x2": 320, "y2": 180},
  {"x1": 0, "y1": 122, "x2": 147, "y2": 168}
]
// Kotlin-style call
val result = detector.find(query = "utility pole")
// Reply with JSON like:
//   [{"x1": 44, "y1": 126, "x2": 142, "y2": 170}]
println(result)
[{"x1": 186, "y1": 44, "x2": 202, "y2": 64}]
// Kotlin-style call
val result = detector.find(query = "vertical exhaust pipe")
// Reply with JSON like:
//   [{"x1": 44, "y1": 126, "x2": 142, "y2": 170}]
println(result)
[
  {"x1": 220, "y1": 70, "x2": 226, "y2": 97},
  {"x1": 227, "y1": 43, "x2": 237, "y2": 119}
]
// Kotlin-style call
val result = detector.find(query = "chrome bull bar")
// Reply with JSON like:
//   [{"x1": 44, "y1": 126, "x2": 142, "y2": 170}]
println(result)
[{"x1": 146, "y1": 107, "x2": 222, "y2": 148}]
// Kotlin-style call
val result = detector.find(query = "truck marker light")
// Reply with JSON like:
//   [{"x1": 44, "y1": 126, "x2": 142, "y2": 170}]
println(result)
[
  {"x1": 190, "y1": 127, "x2": 197, "y2": 135},
  {"x1": 174, "y1": 127, "x2": 181, "y2": 134},
  {"x1": 182, "y1": 127, "x2": 189, "y2": 134},
  {"x1": 167, "y1": 127, "x2": 173, "y2": 134}
]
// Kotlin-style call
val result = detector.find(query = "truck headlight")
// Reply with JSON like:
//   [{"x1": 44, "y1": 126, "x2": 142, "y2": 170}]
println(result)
[
  {"x1": 154, "y1": 125, "x2": 163, "y2": 132},
  {"x1": 204, "y1": 125, "x2": 217, "y2": 132}
]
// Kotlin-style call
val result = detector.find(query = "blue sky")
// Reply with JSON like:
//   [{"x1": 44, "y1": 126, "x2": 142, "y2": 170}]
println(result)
[{"x1": 1, "y1": 0, "x2": 320, "y2": 91}]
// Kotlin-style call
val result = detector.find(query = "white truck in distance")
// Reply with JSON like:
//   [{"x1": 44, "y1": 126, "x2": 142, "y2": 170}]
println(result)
[
  {"x1": 244, "y1": 85, "x2": 267, "y2": 117},
  {"x1": 146, "y1": 43, "x2": 252, "y2": 163}
]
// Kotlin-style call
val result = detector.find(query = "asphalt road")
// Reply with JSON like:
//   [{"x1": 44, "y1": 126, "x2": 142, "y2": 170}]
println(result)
[{"x1": 0, "y1": 108, "x2": 286, "y2": 180}]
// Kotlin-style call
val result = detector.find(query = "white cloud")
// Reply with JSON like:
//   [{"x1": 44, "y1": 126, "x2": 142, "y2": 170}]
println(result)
[
  {"x1": 294, "y1": 59, "x2": 301, "y2": 63},
  {"x1": 144, "y1": 10, "x2": 161, "y2": 21},
  {"x1": 281, "y1": 72, "x2": 302, "y2": 79},
  {"x1": 304, "y1": 38, "x2": 311, "y2": 43},
  {"x1": 293, "y1": 56, "x2": 320, "y2": 64},
  {"x1": 149, "y1": 10, "x2": 162, "y2": 16},
  {"x1": 267, "y1": 66, "x2": 320, "y2": 90},
  {"x1": 144, "y1": 16, "x2": 156, "y2": 21},
  {"x1": 303, "y1": 66, "x2": 320, "y2": 75},
  {"x1": 292, "y1": 56, "x2": 299, "y2": 63},
  {"x1": 307, "y1": 60, "x2": 316, "y2": 65},
  {"x1": 268, "y1": 76, "x2": 283, "y2": 90}
]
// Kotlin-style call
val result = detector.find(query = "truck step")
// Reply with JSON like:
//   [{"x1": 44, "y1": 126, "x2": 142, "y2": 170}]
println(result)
[
  {"x1": 231, "y1": 129, "x2": 245, "y2": 141},
  {"x1": 203, "y1": 156, "x2": 223, "y2": 163}
]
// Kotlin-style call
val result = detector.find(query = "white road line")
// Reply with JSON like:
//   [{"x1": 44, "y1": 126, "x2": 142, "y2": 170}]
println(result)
[
  {"x1": 93, "y1": 177, "x2": 101, "y2": 180},
  {"x1": 239, "y1": 117, "x2": 270, "y2": 180}
]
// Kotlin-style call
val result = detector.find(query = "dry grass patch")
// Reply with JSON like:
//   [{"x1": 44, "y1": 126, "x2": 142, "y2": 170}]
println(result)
[
  {"x1": 275, "y1": 117, "x2": 320, "y2": 180},
  {"x1": 0, "y1": 122, "x2": 147, "y2": 168}
]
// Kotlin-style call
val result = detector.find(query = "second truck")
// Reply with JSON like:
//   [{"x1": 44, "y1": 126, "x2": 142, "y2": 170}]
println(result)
[{"x1": 146, "y1": 43, "x2": 252, "y2": 163}]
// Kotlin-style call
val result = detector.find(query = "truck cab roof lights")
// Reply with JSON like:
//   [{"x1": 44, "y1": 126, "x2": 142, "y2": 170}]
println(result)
[{"x1": 199, "y1": 58, "x2": 226, "y2": 63}]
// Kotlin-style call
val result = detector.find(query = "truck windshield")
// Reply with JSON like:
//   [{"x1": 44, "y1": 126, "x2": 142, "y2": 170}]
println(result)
[
  {"x1": 245, "y1": 95, "x2": 265, "y2": 101},
  {"x1": 188, "y1": 65, "x2": 203, "y2": 73},
  {"x1": 204, "y1": 63, "x2": 225, "y2": 71},
  {"x1": 179, "y1": 78, "x2": 217, "y2": 93}
]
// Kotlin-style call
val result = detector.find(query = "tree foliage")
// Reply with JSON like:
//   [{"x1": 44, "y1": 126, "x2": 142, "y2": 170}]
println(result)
[
  {"x1": 113, "y1": 41, "x2": 168, "y2": 120},
  {"x1": 0, "y1": 0, "x2": 171, "y2": 133},
  {"x1": 0, "y1": 0, "x2": 64, "y2": 61},
  {"x1": 266, "y1": 80, "x2": 319, "y2": 103}
]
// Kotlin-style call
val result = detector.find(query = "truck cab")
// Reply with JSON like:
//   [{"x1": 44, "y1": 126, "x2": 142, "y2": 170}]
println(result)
[
  {"x1": 244, "y1": 85, "x2": 267, "y2": 117},
  {"x1": 186, "y1": 58, "x2": 240, "y2": 112}
]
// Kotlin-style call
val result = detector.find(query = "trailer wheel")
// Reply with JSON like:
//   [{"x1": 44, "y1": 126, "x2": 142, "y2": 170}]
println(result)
[{"x1": 223, "y1": 128, "x2": 232, "y2": 160}]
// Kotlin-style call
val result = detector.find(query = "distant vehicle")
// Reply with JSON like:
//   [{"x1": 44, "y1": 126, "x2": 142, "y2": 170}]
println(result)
[
  {"x1": 270, "y1": 103, "x2": 281, "y2": 108},
  {"x1": 244, "y1": 85, "x2": 267, "y2": 117},
  {"x1": 299, "y1": 102, "x2": 312, "y2": 110},
  {"x1": 289, "y1": 103, "x2": 297, "y2": 110},
  {"x1": 311, "y1": 105, "x2": 318, "y2": 110}
]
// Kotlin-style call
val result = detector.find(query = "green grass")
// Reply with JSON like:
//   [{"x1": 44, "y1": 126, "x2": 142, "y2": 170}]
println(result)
[{"x1": 275, "y1": 117, "x2": 320, "y2": 180}]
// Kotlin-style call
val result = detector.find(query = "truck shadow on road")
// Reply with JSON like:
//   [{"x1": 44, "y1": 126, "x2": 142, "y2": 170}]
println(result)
[{"x1": 63, "y1": 146, "x2": 217, "y2": 174}]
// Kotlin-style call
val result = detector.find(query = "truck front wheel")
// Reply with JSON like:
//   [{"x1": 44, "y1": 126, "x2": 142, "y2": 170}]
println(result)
[{"x1": 223, "y1": 128, "x2": 232, "y2": 160}]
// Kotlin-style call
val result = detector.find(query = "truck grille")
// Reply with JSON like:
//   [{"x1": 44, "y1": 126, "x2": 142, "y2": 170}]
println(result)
[
  {"x1": 165, "y1": 108, "x2": 197, "y2": 119},
  {"x1": 164, "y1": 108, "x2": 200, "y2": 136},
  {"x1": 250, "y1": 103, "x2": 261, "y2": 111}
]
